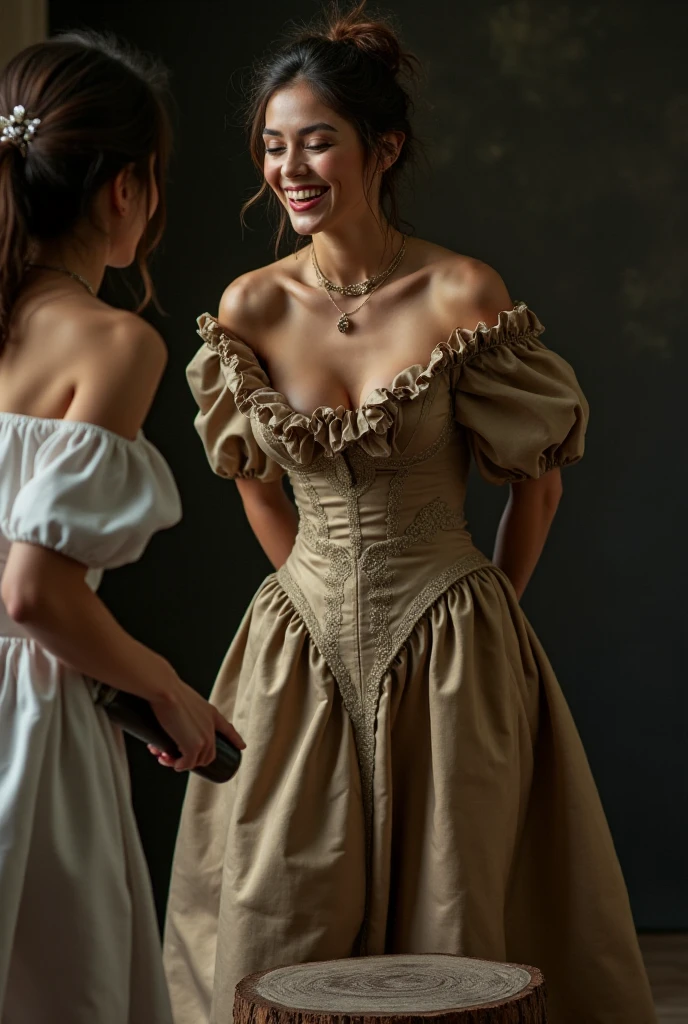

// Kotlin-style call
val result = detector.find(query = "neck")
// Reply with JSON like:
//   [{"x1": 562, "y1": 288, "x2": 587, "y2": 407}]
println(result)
[
  {"x1": 29, "y1": 234, "x2": 107, "y2": 296},
  {"x1": 311, "y1": 213, "x2": 403, "y2": 287}
]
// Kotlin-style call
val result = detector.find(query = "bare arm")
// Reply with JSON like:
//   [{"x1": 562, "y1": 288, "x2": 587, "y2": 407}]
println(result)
[
  {"x1": 492, "y1": 469, "x2": 563, "y2": 600},
  {"x1": 1, "y1": 316, "x2": 244, "y2": 769},
  {"x1": 235, "y1": 478, "x2": 299, "y2": 569},
  {"x1": 4, "y1": 543, "x2": 181, "y2": 703},
  {"x1": 435, "y1": 261, "x2": 564, "y2": 599}
]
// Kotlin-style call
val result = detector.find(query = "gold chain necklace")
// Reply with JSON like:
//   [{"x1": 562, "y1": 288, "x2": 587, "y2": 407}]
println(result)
[
  {"x1": 312, "y1": 237, "x2": 406, "y2": 333},
  {"x1": 323, "y1": 287, "x2": 379, "y2": 334},
  {"x1": 311, "y1": 236, "x2": 406, "y2": 297},
  {"x1": 27, "y1": 263, "x2": 97, "y2": 297}
]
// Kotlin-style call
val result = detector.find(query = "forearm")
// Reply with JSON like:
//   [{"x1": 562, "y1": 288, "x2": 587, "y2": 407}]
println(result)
[
  {"x1": 236, "y1": 478, "x2": 299, "y2": 569},
  {"x1": 2, "y1": 545, "x2": 177, "y2": 702},
  {"x1": 492, "y1": 471, "x2": 563, "y2": 599}
]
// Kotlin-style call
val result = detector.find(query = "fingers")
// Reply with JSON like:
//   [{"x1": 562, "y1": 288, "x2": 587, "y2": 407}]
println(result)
[
  {"x1": 148, "y1": 745, "x2": 177, "y2": 769},
  {"x1": 213, "y1": 707, "x2": 246, "y2": 750},
  {"x1": 174, "y1": 732, "x2": 216, "y2": 772},
  {"x1": 172, "y1": 752, "x2": 196, "y2": 772},
  {"x1": 198, "y1": 738, "x2": 216, "y2": 768},
  {"x1": 148, "y1": 694, "x2": 245, "y2": 775}
]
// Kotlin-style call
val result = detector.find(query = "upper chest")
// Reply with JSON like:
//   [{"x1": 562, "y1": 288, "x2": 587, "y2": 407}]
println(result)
[{"x1": 255, "y1": 290, "x2": 456, "y2": 415}]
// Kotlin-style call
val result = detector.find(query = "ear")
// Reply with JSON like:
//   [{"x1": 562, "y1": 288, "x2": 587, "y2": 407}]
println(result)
[
  {"x1": 379, "y1": 131, "x2": 406, "y2": 172},
  {"x1": 110, "y1": 163, "x2": 137, "y2": 217}
]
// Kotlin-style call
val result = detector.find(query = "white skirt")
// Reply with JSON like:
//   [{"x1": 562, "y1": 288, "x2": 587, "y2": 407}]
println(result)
[{"x1": 0, "y1": 620, "x2": 173, "y2": 1024}]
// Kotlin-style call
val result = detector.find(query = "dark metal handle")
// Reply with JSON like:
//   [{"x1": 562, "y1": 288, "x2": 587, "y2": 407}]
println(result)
[{"x1": 93, "y1": 685, "x2": 241, "y2": 784}]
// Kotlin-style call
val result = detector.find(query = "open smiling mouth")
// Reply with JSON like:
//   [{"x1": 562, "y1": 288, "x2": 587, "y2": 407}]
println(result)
[{"x1": 284, "y1": 186, "x2": 330, "y2": 211}]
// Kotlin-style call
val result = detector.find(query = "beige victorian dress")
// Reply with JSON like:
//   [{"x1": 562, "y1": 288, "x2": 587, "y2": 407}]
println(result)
[{"x1": 164, "y1": 305, "x2": 656, "y2": 1024}]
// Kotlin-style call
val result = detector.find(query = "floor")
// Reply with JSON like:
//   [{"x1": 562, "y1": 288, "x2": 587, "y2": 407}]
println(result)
[{"x1": 639, "y1": 933, "x2": 688, "y2": 1023}]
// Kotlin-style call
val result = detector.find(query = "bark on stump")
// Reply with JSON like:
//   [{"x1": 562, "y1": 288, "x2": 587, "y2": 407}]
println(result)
[{"x1": 234, "y1": 953, "x2": 547, "y2": 1024}]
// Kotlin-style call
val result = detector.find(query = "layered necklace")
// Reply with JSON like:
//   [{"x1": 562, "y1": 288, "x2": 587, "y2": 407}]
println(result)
[
  {"x1": 26, "y1": 263, "x2": 97, "y2": 297},
  {"x1": 311, "y1": 236, "x2": 406, "y2": 333}
]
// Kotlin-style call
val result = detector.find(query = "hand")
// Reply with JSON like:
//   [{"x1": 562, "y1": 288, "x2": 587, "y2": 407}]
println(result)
[{"x1": 148, "y1": 679, "x2": 245, "y2": 772}]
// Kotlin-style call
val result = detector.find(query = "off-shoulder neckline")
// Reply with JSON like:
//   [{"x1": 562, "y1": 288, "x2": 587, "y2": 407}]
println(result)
[
  {"x1": 0, "y1": 410, "x2": 143, "y2": 445},
  {"x1": 193, "y1": 303, "x2": 546, "y2": 464},
  {"x1": 197, "y1": 302, "x2": 544, "y2": 418}
]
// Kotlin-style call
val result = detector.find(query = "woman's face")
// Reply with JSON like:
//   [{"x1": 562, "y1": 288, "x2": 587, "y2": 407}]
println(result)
[{"x1": 262, "y1": 80, "x2": 372, "y2": 236}]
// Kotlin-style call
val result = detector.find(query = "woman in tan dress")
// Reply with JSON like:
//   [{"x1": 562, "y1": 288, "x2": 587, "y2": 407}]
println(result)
[{"x1": 164, "y1": 6, "x2": 656, "y2": 1023}]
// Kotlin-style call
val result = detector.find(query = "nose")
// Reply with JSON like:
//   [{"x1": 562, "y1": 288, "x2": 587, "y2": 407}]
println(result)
[{"x1": 281, "y1": 144, "x2": 308, "y2": 180}]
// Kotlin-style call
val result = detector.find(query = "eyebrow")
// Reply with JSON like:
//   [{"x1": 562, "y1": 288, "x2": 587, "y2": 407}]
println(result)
[{"x1": 262, "y1": 122, "x2": 338, "y2": 137}]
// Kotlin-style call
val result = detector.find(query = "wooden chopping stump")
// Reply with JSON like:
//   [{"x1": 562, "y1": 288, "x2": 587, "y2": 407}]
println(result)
[{"x1": 234, "y1": 953, "x2": 547, "y2": 1024}]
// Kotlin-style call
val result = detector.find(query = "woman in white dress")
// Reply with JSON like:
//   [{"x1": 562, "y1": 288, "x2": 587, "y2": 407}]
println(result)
[{"x1": 0, "y1": 32, "x2": 244, "y2": 1023}]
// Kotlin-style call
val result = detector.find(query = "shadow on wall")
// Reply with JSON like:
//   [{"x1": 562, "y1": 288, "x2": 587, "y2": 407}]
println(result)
[{"x1": 413, "y1": 0, "x2": 687, "y2": 356}]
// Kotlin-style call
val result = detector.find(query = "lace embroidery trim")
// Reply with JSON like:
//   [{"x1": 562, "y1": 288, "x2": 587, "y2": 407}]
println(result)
[
  {"x1": 275, "y1": 409, "x2": 488, "y2": 947},
  {"x1": 291, "y1": 471, "x2": 355, "y2": 719},
  {"x1": 380, "y1": 413, "x2": 456, "y2": 470},
  {"x1": 387, "y1": 552, "x2": 492, "y2": 662},
  {"x1": 360, "y1": 498, "x2": 466, "y2": 678},
  {"x1": 275, "y1": 549, "x2": 493, "y2": 949}
]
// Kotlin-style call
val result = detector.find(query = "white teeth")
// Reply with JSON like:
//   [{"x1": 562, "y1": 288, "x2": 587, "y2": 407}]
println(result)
[{"x1": 288, "y1": 188, "x2": 326, "y2": 201}]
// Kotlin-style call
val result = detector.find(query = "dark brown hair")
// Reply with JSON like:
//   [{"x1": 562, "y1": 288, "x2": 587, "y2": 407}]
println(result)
[
  {"x1": 243, "y1": 2, "x2": 419, "y2": 253},
  {"x1": 0, "y1": 31, "x2": 171, "y2": 347}
]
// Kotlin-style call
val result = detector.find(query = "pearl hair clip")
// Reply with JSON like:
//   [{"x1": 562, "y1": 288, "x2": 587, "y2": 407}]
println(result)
[{"x1": 0, "y1": 105, "x2": 41, "y2": 156}]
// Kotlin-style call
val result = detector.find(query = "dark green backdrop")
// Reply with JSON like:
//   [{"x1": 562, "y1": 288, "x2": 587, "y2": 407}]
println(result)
[{"x1": 50, "y1": 0, "x2": 688, "y2": 929}]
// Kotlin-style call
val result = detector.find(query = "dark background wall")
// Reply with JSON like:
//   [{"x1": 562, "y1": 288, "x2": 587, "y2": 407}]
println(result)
[{"x1": 50, "y1": 0, "x2": 688, "y2": 930}]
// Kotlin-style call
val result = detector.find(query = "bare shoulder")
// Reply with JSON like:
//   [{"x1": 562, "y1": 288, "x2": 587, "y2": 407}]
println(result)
[
  {"x1": 218, "y1": 257, "x2": 293, "y2": 346},
  {"x1": 412, "y1": 240, "x2": 513, "y2": 330},
  {"x1": 64, "y1": 305, "x2": 167, "y2": 437},
  {"x1": 40, "y1": 301, "x2": 166, "y2": 378},
  {"x1": 81, "y1": 306, "x2": 166, "y2": 372},
  {"x1": 94, "y1": 309, "x2": 166, "y2": 378}
]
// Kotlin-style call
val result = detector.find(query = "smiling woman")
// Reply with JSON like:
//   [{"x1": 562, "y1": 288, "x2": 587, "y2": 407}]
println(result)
[
  {"x1": 162, "y1": 4, "x2": 657, "y2": 1024},
  {"x1": 265, "y1": 113, "x2": 336, "y2": 215},
  {"x1": 243, "y1": 9, "x2": 416, "y2": 253}
]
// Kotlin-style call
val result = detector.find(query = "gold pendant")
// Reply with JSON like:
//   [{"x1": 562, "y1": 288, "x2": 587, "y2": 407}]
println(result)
[{"x1": 337, "y1": 313, "x2": 350, "y2": 333}]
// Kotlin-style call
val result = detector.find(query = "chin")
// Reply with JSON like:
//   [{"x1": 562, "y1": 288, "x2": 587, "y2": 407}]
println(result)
[
  {"x1": 289, "y1": 220, "x2": 319, "y2": 237},
  {"x1": 107, "y1": 249, "x2": 138, "y2": 270},
  {"x1": 287, "y1": 211, "x2": 338, "y2": 238}
]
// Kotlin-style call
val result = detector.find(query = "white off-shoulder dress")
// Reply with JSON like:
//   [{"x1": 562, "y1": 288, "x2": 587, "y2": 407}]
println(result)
[{"x1": 0, "y1": 414, "x2": 181, "y2": 1024}]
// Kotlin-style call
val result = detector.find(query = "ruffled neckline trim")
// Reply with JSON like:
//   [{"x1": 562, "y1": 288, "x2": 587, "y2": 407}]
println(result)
[{"x1": 196, "y1": 303, "x2": 544, "y2": 463}]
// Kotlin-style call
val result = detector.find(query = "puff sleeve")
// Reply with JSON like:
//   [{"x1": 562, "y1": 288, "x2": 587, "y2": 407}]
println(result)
[
  {"x1": 187, "y1": 316, "x2": 285, "y2": 482},
  {"x1": 452, "y1": 306, "x2": 588, "y2": 484},
  {"x1": 4, "y1": 424, "x2": 182, "y2": 569}
]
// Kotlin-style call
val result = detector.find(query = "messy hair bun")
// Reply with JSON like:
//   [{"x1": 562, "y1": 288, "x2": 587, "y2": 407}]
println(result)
[
  {"x1": 244, "y1": 2, "x2": 419, "y2": 252},
  {"x1": 325, "y1": 3, "x2": 417, "y2": 77}
]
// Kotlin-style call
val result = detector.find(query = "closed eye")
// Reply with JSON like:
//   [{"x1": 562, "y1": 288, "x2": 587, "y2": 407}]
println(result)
[{"x1": 265, "y1": 143, "x2": 332, "y2": 155}]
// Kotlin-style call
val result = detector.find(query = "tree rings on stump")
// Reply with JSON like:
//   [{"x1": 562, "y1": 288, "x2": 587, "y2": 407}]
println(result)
[{"x1": 234, "y1": 953, "x2": 547, "y2": 1024}]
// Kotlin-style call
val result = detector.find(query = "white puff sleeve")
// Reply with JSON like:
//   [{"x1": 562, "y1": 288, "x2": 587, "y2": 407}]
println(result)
[{"x1": 4, "y1": 423, "x2": 182, "y2": 569}]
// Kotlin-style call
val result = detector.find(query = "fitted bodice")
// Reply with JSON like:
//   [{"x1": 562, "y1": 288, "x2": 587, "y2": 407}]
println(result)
[
  {"x1": 283, "y1": 376, "x2": 481, "y2": 698},
  {"x1": 289, "y1": 371, "x2": 470, "y2": 548},
  {"x1": 187, "y1": 303, "x2": 588, "y2": 709}
]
